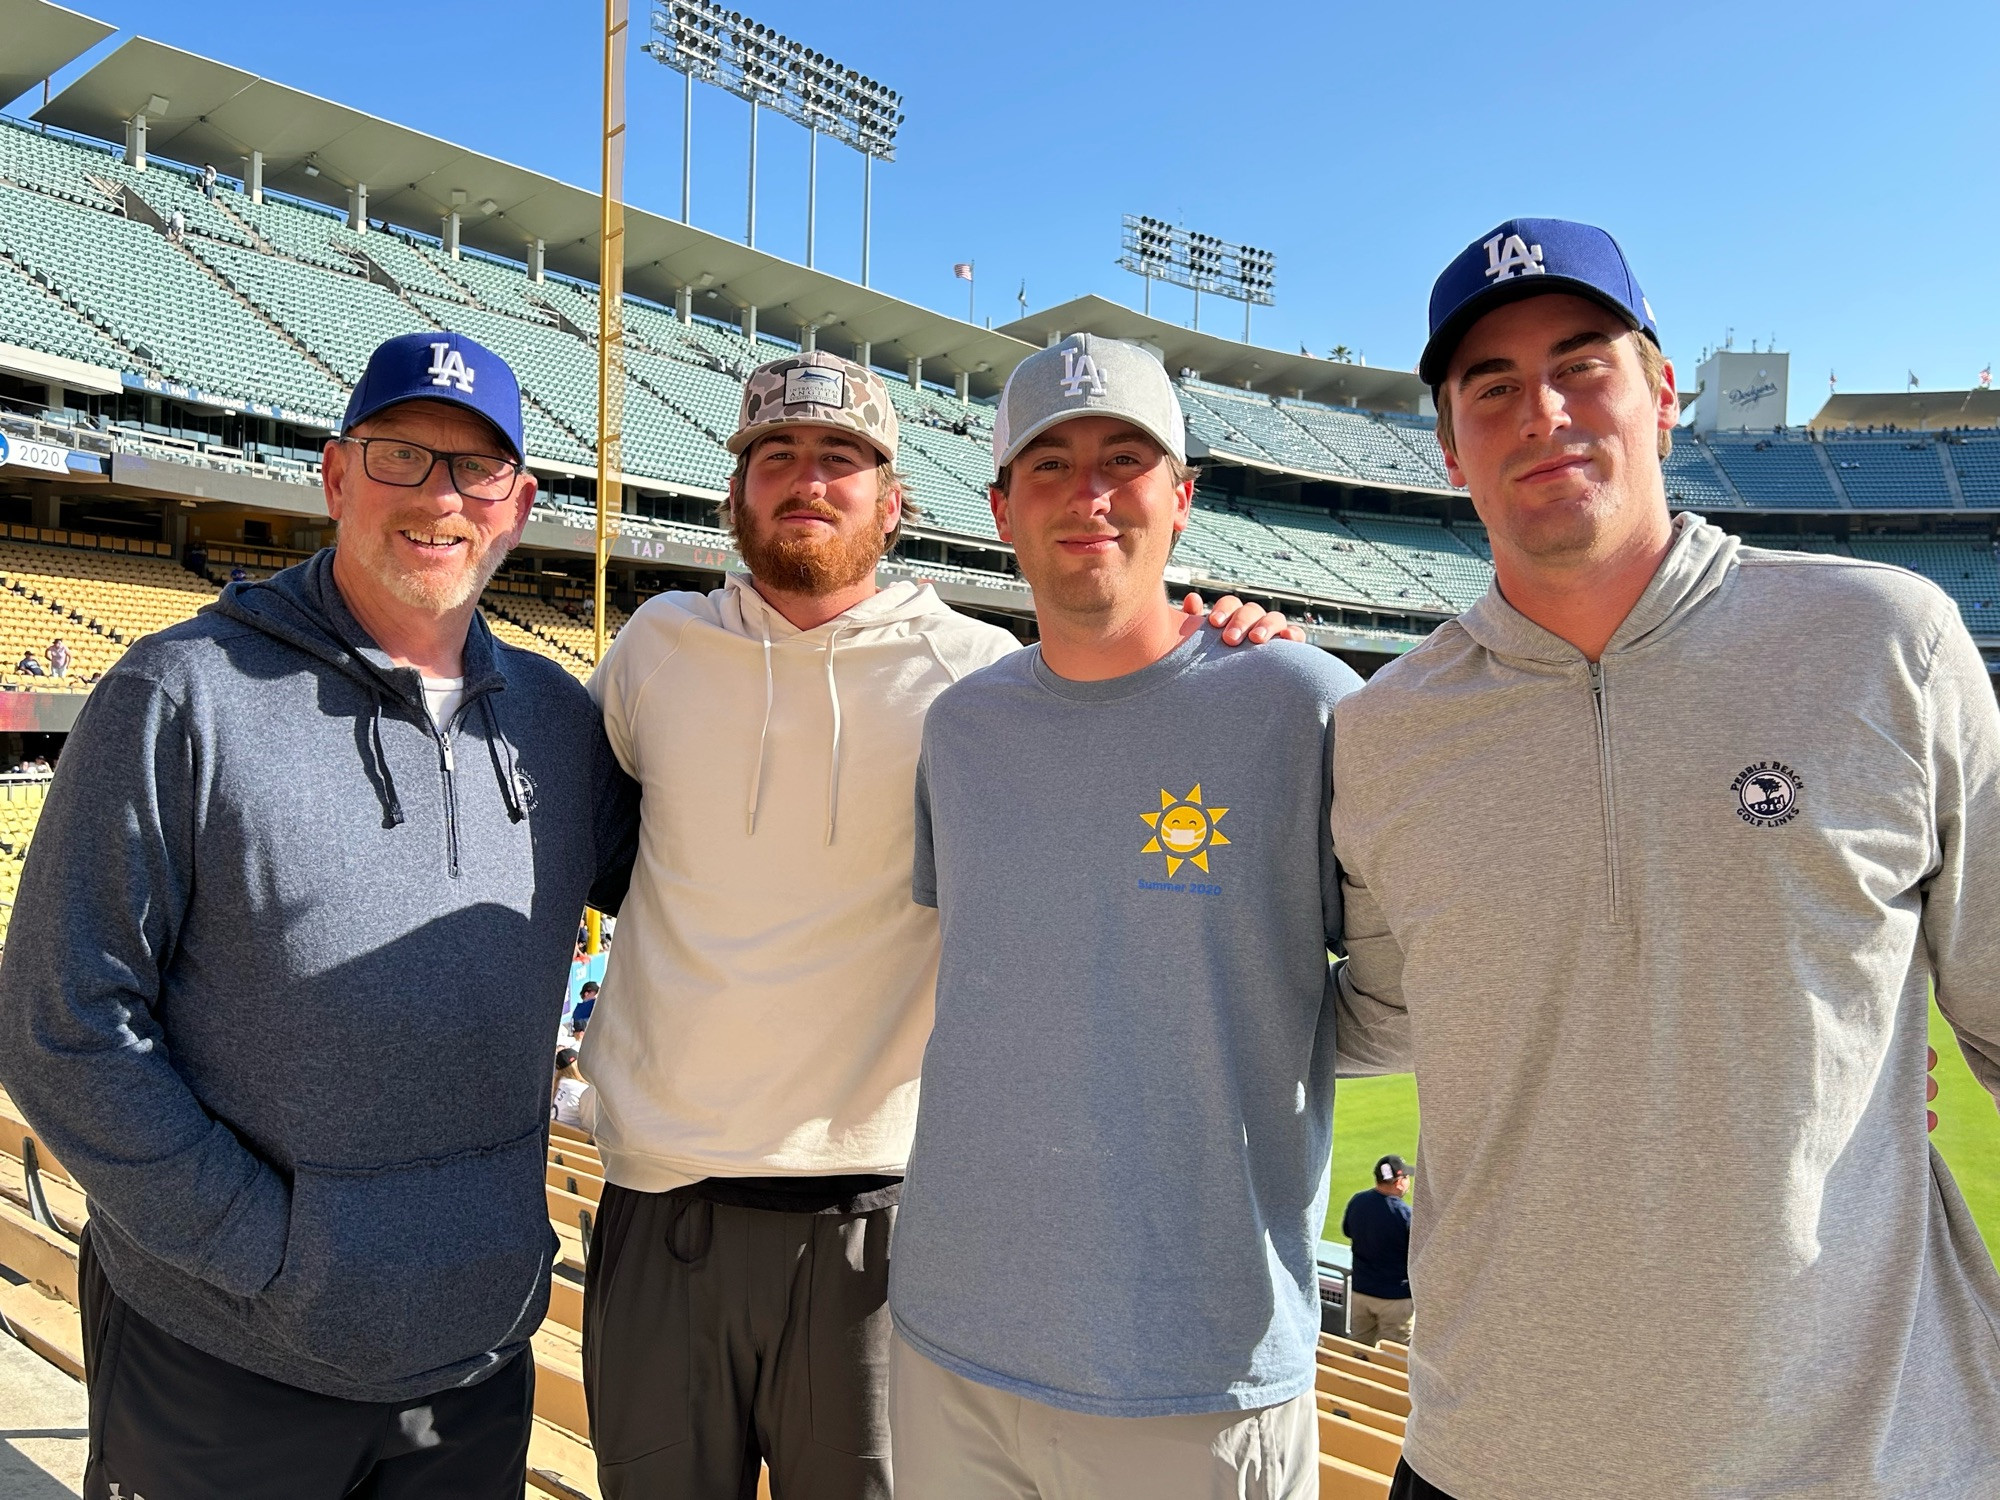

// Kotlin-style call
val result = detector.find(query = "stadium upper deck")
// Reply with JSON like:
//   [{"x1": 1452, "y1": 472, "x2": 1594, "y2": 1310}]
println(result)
[{"x1": 0, "y1": 14, "x2": 1996, "y2": 696}]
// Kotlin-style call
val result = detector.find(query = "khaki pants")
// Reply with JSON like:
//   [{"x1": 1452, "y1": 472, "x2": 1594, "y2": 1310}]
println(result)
[
  {"x1": 888, "y1": 1334, "x2": 1319, "y2": 1500},
  {"x1": 1347, "y1": 1293, "x2": 1413, "y2": 1348}
]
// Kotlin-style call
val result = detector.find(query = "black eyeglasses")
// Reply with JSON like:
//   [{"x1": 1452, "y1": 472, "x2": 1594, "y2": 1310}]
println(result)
[{"x1": 341, "y1": 437, "x2": 523, "y2": 500}]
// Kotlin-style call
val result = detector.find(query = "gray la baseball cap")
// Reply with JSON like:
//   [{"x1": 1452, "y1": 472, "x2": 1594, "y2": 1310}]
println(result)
[{"x1": 992, "y1": 333, "x2": 1187, "y2": 476}]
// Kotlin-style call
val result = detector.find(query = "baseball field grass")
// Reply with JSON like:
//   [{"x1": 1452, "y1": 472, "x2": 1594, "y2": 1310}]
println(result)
[{"x1": 1324, "y1": 998, "x2": 1998, "y2": 1252}]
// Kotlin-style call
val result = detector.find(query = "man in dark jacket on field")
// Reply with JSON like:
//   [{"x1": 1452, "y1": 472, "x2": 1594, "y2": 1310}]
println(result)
[{"x1": 0, "y1": 331, "x2": 636, "y2": 1498}]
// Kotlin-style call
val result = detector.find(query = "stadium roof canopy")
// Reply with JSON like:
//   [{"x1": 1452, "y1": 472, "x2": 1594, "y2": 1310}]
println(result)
[
  {"x1": 35, "y1": 35, "x2": 1039, "y2": 396},
  {"x1": 998, "y1": 296, "x2": 1430, "y2": 415},
  {"x1": 0, "y1": 0, "x2": 115, "y2": 115},
  {"x1": 1810, "y1": 388, "x2": 2000, "y2": 431}
]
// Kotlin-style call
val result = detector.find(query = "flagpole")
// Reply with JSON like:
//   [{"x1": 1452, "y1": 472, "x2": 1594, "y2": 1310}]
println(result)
[{"x1": 967, "y1": 260, "x2": 975, "y2": 323}]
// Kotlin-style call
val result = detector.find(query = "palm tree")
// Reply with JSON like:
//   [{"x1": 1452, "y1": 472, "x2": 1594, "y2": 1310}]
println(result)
[{"x1": 1330, "y1": 344, "x2": 1353, "y2": 363}]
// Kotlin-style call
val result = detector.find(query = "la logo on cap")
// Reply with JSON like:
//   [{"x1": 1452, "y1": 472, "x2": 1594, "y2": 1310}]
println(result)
[
  {"x1": 1060, "y1": 348, "x2": 1108, "y2": 399},
  {"x1": 1482, "y1": 231, "x2": 1546, "y2": 282},
  {"x1": 427, "y1": 342, "x2": 475, "y2": 393}
]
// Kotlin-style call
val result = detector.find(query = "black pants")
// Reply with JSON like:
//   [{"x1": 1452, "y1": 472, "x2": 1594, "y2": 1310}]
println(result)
[
  {"x1": 78, "y1": 1228, "x2": 533, "y2": 1499},
  {"x1": 582, "y1": 1181, "x2": 895, "y2": 1500},
  {"x1": 1389, "y1": 1458, "x2": 1460, "y2": 1499}
]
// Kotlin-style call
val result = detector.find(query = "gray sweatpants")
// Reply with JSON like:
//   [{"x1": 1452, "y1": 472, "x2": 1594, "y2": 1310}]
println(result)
[{"x1": 581, "y1": 1182, "x2": 893, "y2": 1500}]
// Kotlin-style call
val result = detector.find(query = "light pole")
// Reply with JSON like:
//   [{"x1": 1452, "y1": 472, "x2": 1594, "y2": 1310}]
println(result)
[
  {"x1": 680, "y1": 66, "x2": 692, "y2": 222},
  {"x1": 648, "y1": 3, "x2": 902, "y2": 284},
  {"x1": 1118, "y1": 215, "x2": 1276, "y2": 343},
  {"x1": 745, "y1": 96, "x2": 758, "y2": 247}
]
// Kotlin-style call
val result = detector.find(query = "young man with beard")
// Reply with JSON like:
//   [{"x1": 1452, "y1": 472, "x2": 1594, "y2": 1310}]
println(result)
[
  {"x1": 579, "y1": 350, "x2": 1294, "y2": 1499},
  {"x1": 1332, "y1": 220, "x2": 2000, "y2": 1499},
  {"x1": 887, "y1": 335, "x2": 1359, "y2": 1499},
  {"x1": 0, "y1": 331, "x2": 638, "y2": 1497}
]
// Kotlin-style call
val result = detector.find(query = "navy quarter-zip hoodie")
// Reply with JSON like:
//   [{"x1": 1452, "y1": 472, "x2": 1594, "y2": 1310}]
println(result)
[{"x1": 0, "y1": 550, "x2": 638, "y2": 1403}]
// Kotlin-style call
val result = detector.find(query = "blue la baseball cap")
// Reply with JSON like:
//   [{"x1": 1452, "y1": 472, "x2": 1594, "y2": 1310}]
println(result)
[
  {"x1": 342, "y1": 331, "x2": 525, "y2": 462},
  {"x1": 1419, "y1": 218, "x2": 1658, "y2": 388}
]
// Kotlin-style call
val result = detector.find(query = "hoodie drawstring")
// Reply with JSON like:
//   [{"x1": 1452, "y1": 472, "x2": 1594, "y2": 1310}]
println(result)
[
  {"x1": 369, "y1": 695, "x2": 406, "y2": 829},
  {"x1": 745, "y1": 626, "x2": 775, "y2": 836},
  {"x1": 480, "y1": 696, "x2": 527, "y2": 823},
  {"x1": 822, "y1": 622, "x2": 850, "y2": 846},
  {"x1": 741, "y1": 620, "x2": 849, "y2": 845}
]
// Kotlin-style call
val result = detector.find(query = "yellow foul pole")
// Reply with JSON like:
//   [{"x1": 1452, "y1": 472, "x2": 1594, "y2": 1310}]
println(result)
[
  {"x1": 595, "y1": 0, "x2": 628, "y2": 668},
  {"x1": 587, "y1": 0, "x2": 628, "y2": 960}
]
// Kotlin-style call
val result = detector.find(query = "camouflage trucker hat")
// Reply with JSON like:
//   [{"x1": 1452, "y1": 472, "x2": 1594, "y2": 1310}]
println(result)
[{"x1": 728, "y1": 350, "x2": 899, "y2": 466}]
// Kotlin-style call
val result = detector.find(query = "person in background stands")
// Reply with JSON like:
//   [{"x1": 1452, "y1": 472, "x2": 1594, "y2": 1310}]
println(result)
[
  {"x1": 552, "y1": 1048, "x2": 592, "y2": 1131},
  {"x1": 46, "y1": 637, "x2": 69, "y2": 677},
  {"x1": 1342, "y1": 1154, "x2": 1414, "y2": 1347},
  {"x1": 571, "y1": 980, "x2": 599, "y2": 1031},
  {"x1": 17, "y1": 653, "x2": 44, "y2": 677},
  {"x1": 201, "y1": 163, "x2": 217, "y2": 200}
]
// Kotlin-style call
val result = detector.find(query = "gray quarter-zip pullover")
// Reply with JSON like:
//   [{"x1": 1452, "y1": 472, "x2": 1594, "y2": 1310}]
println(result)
[{"x1": 1331, "y1": 514, "x2": 2000, "y2": 1499}]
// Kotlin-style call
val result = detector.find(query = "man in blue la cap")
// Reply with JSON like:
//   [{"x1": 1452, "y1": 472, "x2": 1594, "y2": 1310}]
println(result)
[
  {"x1": 0, "y1": 329, "x2": 640, "y2": 1497},
  {"x1": 1330, "y1": 220, "x2": 2000, "y2": 1499}
]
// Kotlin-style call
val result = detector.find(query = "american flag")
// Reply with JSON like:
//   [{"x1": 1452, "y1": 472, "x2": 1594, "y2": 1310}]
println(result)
[
  {"x1": 1981, "y1": 366, "x2": 1992, "y2": 390},
  {"x1": 953, "y1": 262, "x2": 973, "y2": 281}
]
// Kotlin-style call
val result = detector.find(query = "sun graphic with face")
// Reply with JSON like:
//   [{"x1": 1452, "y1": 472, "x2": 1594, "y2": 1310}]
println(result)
[{"x1": 1140, "y1": 784, "x2": 1230, "y2": 877}]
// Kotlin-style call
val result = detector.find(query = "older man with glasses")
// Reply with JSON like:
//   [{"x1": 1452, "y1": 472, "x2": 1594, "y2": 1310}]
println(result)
[{"x1": 0, "y1": 331, "x2": 638, "y2": 1499}]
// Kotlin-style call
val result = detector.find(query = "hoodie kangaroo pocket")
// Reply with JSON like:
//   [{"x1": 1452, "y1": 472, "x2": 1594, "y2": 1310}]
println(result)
[{"x1": 265, "y1": 1126, "x2": 555, "y2": 1387}]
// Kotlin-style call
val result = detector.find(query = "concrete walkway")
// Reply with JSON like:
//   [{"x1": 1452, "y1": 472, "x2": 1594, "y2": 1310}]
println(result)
[{"x1": 0, "y1": 1329, "x2": 83, "y2": 1498}]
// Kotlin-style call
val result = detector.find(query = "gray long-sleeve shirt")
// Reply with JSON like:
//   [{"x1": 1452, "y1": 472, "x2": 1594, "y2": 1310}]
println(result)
[{"x1": 1332, "y1": 515, "x2": 2000, "y2": 1499}]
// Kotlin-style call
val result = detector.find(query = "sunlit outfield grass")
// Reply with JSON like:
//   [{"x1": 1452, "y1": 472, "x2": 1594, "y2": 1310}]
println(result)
[{"x1": 1324, "y1": 998, "x2": 1998, "y2": 1253}]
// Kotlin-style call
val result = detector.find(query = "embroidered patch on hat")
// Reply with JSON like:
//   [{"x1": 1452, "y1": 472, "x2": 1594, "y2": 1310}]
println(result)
[{"x1": 785, "y1": 365, "x2": 846, "y2": 408}]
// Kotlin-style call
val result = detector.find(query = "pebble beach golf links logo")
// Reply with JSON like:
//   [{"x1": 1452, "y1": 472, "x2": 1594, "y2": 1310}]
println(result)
[
  {"x1": 1140, "y1": 783, "x2": 1230, "y2": 876},
  {"x1": 1733, "y1": 761, "x2": 1803, "y2": 827}
]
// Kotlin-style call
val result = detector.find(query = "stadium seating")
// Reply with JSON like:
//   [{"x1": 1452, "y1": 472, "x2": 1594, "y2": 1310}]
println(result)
[
  {"x1": 2, "y1": 115, "x2": 1998, "y2": 650},
  {"x1": 1821, "y1": 433, "x2": 1954, "y2": 509},
  {"x1": 1705, "y1": 434, "x2": 1842, "y2": 509},
  {"x1": 1339, "y1": 513, "x2": 1490, "y2": 611},
  {"x1": 195, "y1": 237, "x2": 432, "y2": 384},
  {"x1": 1182, "y1": 383, "x2": 1350, "y2": 480},
  {"x1": 0, "y1": 254, "x2": 127, "y2": 370},
  {"x1": 1846, "y1": 535, "x2": 2000, "y2": 620},
  {"x1": 0, "y1": 782, "x2": 46, "y2": 910},
  {"x1": 0, "y1": 181, "x2": 345, "y2": 420},
  {"x1": 1945, "y1": 438, "x2": 2000, "y2": 509},
  {"x1": 1662, "y1": 440, "x2": 1741, "y2": 510},
  {"x1": 1282, "y1": 403, "x2": 1449, "y2": 490}
]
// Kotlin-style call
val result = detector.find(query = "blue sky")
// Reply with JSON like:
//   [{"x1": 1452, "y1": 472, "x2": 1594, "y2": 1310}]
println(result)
[{"x1": 14, "y1": 0, "x2": 2000, "y2": 423}]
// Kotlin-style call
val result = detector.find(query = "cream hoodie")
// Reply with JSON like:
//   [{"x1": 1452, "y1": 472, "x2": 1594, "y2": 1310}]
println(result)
[{"x1": 583, "y1": 575, "x2": 1019, "y2": 1191}]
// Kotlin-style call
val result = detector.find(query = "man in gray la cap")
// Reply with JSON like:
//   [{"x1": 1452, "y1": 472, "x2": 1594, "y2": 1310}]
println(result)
[
  {"x1": 1334, "y1": 219, "x2": 2000, "y2": 1499},
  {"x1": 887, "y1": 334, "x2": 1360, "y2": 1498}
]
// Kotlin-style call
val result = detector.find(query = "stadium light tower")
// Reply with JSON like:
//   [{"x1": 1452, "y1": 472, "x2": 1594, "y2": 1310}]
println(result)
[
  {"x1": 647, "y1": 1, "x2": 905, "y2": 283},
  {"x1": 1118, "y1": 215, "x2": 1276, "y2": 342}
]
